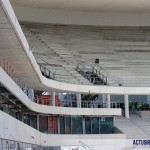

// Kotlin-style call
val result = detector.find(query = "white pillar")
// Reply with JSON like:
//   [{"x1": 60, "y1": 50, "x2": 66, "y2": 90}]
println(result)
[
  {"x1": 76, "y1": 94, "x2": 81, "y2": 108},
  {"x1": 106, "y1": 94, "x2": 110, "y2": 108},
  {"x1": 102, "y1": 95, "x2": 106, "y2": 108},
  {"x1": 28, "y1": 89, "x2": 34, "y2": 101},
  {"x1": 124, "y1": 95, "x2": 129, "y2": 119},
  {"x1": 51, "y1": 92, "x2": 55, "y2": 106}
]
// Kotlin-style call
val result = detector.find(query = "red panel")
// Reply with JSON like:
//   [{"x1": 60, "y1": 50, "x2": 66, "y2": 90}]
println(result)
[{"x1": 48, "y1": 116, "x2": 58, "y2": 134}]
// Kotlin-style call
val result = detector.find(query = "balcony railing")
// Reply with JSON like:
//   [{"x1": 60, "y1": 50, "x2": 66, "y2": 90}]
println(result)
[
  {"x1": 38, "y1": 64, "x2": 55, "y2": 80},
  {"x1": 35, "y1": 97, "x2": 121, "y2": 109}
]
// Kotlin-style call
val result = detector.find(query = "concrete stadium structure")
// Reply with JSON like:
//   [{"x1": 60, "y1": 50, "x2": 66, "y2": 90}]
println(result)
[{"x1": 0, "y1": 0, "x2": 150, "y2": 149}]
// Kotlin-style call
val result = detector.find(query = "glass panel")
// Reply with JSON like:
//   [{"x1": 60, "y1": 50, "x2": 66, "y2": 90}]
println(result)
[
  {"x1": 65, "y1": 116, "x2": 71, "y2": 134},
  {"x1": 71, "y1": 117, "x2": 83, "y2": 134},
  {"x1": 85, "y1": 117, "x2": 91, "y2": 134},
  {"x1": 100, "y1": 117, "x2": 114, "y2": 134},
  {"x1": 60, "y1": 116, "x2": 65, "y2": 134},
  {"x1": 91, "y1": 117, "x2": 99, "y2": 134}
]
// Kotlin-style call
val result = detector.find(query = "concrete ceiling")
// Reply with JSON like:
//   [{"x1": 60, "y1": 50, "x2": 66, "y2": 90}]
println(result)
[
  {"x1": 11, "y1": 0, "x2": 150, "y2": 13},
  {"x1": 21, "y1": 22, "x2": 150, "y2": 87}
]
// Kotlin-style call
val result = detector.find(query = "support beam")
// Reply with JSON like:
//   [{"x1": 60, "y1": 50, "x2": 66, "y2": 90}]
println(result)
[
  {"x1": 106, "y1": 94, "x2": 110, "y2": 108},
  {"x1": 124, "y1": 95, "x2": 129, "y2": 119},
  {"x1": 76, "y1": 94, "x2": 81, "y2": 108}
]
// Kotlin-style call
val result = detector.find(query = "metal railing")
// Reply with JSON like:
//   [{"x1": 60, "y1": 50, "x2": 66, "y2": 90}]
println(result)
[
  {"x1": 92, "y1": 67, "x2": 107, "y2": 84},
  {"x1": 34, "y1": 96, "x2": 121, "y2": 108},
  {"x1": 38, "y1": 64, "x2": 55, "y2": 80},
  {"x1": 76, "y1": 62, "x2": 107, "y2": 85}
]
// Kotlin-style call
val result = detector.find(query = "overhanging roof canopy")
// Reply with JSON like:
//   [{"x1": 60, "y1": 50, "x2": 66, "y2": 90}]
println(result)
[{"x1": 11, "y1": 0, "x2": 150, "y2": 13}]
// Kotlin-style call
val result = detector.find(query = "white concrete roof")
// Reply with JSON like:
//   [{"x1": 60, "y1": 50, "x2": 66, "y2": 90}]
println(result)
[{"x1": 11, "y1": 0, "x2": 150, "y2": 13}]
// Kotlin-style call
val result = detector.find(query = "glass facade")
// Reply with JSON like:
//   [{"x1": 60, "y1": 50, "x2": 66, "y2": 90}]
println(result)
[
  {"x1": 60, "y1": 116, "x2": 65, "y2": 134},
  {"x1": 85, "y1": 117, "x2": 91, "y2": 134},
  {"x1": 59, "y1": 116, "x2": 114, "y2": 134},
  {"x1": 71, "y1": 117, "x2": 83, "y2": 134},
  {"x1": 40, "y1": 115, "x2": 114, "y2": 135},
  {"x1": 85, "y1": 117, "x2": 114, "y2": 134},
  {"x1": 91, "y1": 117, "x2": 99, "y2": 134},
  {"x1": 65, "y1": 116, "x2": 71, "y2": 134},
  {"x1": 100, "y1": 117, "x2": 114, "y2": 134}
]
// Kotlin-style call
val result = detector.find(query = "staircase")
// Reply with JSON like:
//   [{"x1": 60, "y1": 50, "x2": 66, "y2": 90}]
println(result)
[
  {"x1": 76, "y1": 63, "x2": 107, "y2": 85},
  {"x1": 115, "y1": 114, "x2": 150, "y2": 139}
]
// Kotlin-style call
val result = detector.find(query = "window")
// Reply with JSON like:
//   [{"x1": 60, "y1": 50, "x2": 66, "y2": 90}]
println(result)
[{"x1": 71, "y1": 117, "x2": 83, "y2": 134}]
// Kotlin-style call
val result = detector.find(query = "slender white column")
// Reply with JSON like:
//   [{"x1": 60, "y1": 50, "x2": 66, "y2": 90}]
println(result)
[
  {"x1": 28, "y1": 89, "x2": 34, "y2": 101},
  {"x1": 106, "y1": 94, "x2": 110, "y2": 108},
  {"x1": 51, "y1": 92, "x2": 55, "y2": 106},
  {"x1": 124, "y1": 95, "x2": 129, "y2": 119},
  {"x1": 102, "y1": 95, "x2": 106, "y2": 108},
  {"x1": 76, "y1": 93, "x2": 81, "y2": 108}
]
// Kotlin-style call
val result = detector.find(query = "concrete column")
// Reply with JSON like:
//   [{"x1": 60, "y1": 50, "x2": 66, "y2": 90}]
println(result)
[
  {"x1": 102, "y1": 95, "x2": 106, "y2": 108},
  {"x1": 28, "y1": 89, "x2": 34, "y2": 101},
  {"x1": 124, "y1": 95, "x2": 129, "y2": 119},
  {"x1": 51, "y1": 92, "x2": 55, "y2": 106},
  {"x1": 106, "y1": 94, "x2": 111, "y2": 108},
  {"x1": 76, "y1": 94, "x2": 81, "y2": 108}
]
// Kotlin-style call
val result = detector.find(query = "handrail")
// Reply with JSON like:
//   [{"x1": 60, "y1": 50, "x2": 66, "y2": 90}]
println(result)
[
  {"x1": 40, "y1": 59, "x2": 56, "y2": 74},
  {"x1": 79, "y1": 141, "x2": 94, "y2": 150},
  {"x1": 34, "y1": 96, "x2": 121, "y2": 108},
  {"x1": 93, "y1": 67, "x2": 107, "y2": 84},
  {"x1": 76, "y1": 62, "x2": 90, "y2": 72},
  {"x1": 38, "y1": 63, "x2": 55, "y2": 80},
  {"x1": 76, "y1": 62, "x2": 107, "y2": 85}
]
